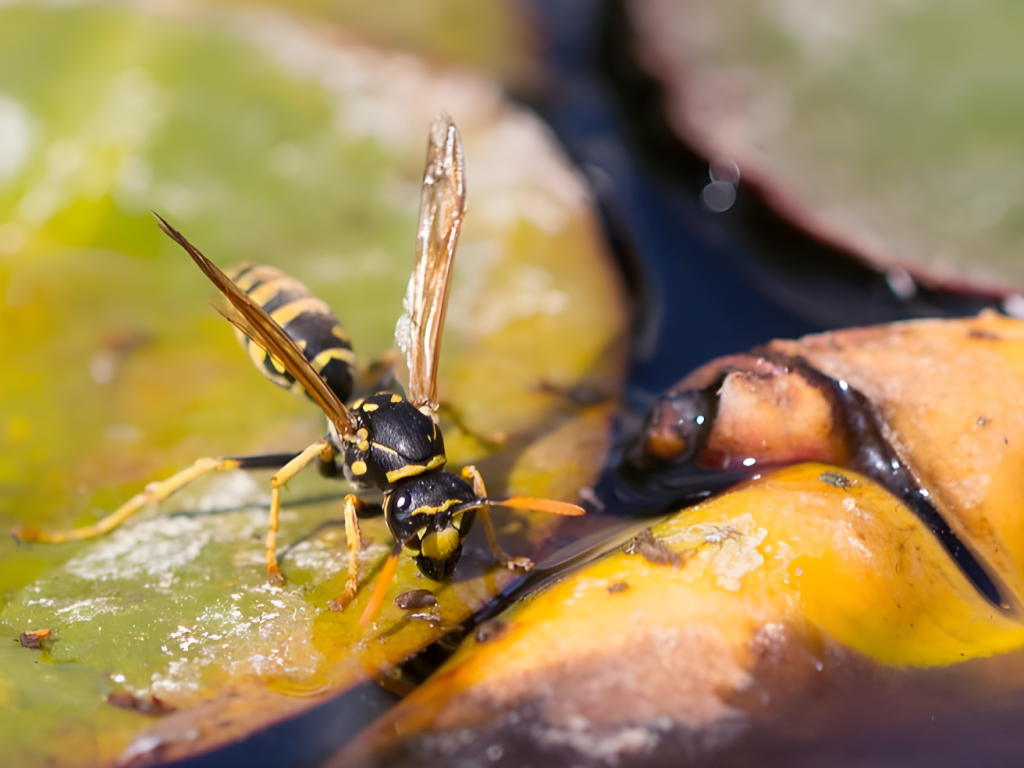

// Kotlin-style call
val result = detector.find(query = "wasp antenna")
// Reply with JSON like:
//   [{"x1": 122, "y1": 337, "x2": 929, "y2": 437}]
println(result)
[
  {"x1": 359, "y1": 542, "x2": 403, "y2": 626},
  {"x1": 493, "y1": 497, "x2": 587, "y2": 516}
]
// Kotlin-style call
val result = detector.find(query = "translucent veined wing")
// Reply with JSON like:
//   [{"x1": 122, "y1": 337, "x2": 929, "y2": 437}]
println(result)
[
  {"x1": 394, "y1": 113, "x2": 467, "y2": 415},
  {"x1": 154, "y1": 212, "x2": 356, "y2": 437}
]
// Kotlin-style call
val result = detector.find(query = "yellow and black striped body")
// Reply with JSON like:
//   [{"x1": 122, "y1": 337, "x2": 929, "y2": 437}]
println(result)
[
  {"x1": 227, "y1": 266, "x2": 447, "y2": 493},
  {"x1": 229, "y1": 263, "x2": 356, "y2": 404},
  {"x1": 383, "y1": 471, "x2": 478, "y2": 581},
  {"x1": 343, "y1": 391, "x2": 447, "y2": 491}
]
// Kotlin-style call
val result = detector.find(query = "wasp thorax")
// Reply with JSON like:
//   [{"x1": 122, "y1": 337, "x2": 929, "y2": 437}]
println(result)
[
  {"x1": 341, "y1": 392, "x2": 447, "y2": 490},
  {"x1": 384, "y1": 471, "x2": 478, "y2": 581}
]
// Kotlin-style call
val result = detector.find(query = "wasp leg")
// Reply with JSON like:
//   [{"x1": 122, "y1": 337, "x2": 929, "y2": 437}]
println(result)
[
  {"x1": 11, "y1": 455, "x2": 286, "y2": 544},
  {"x1": 461, "y1": 465, "x2": 533, "y2": 572},
  {"x1": 359, "y1": 539, "x2": 402, "y2": 626},
  {"x1": 267, "y1": 440, "x2": 336, "y2": 583},
  {"x1": 327, "y1": 493, "x2": 367, "y2": 612}
]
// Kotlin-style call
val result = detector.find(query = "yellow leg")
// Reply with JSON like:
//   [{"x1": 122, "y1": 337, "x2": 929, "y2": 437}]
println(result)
[
  {"x1": 12, "y1": 457, "x2": 244, "y2": 544},
  {"x1": 266, "y1": 440, "x2": 335, "y2": 583},
  {"x1": 461, "y1": 465, "x2": 532, "y2": 572},
  {"x1": 359, "y1": 542, "x2": 401, "y2": 626},
  {"x1": 327, "y1": 494, "x2": 366, "y2": 612}
]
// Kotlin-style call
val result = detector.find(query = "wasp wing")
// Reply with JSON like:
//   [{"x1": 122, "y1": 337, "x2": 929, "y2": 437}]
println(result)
[
  {"x1": 394, "y1": 113, "x2": 467, "y2": 414},
  {"x1": 154, "y1": 212, "x2": 356, "y2": 436}
]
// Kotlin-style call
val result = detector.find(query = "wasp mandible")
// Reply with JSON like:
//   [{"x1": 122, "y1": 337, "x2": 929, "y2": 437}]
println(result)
[{"x1": 15, "y1": 114, "x2": 584, "y2": 624}]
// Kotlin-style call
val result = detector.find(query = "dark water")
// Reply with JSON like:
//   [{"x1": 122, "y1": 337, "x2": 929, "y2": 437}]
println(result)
[
  {"x1": 167, "y1": 1, "x2": 1010, "y2": 766},
  {"x1": 531, "y1": 0, "x2": 993, "y2": 406}
]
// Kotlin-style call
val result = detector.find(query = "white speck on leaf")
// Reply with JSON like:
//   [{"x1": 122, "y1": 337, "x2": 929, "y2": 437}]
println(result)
[{"x1": 663, "y1": 513, "x2": 768, "y2": 590}]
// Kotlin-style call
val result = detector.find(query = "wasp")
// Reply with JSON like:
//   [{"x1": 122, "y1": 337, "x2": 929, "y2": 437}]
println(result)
[{"x1": 14, "y1": 114, "x2": 584, "y2": 624}]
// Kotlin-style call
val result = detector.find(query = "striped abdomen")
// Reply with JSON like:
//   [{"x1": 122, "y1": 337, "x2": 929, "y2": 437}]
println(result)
[{"x1": 228, "y1": 263, "x2": 355, "y2": 403}]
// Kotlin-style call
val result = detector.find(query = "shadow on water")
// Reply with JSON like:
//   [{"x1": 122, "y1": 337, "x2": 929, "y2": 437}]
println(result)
[
  {"x1": 169, "y1": 0, "x2": 1016, "y2": 766},
  {"x1": 164, "y1": 681, "x2": 399, "y2": 768}
]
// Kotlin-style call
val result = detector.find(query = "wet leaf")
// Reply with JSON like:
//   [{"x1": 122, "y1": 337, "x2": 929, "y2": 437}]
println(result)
[
  {"x1": 338, "y1": 463, "x2": 1024, "y2": 766},
  {"x1": 627, "y1": 0, "x2": 1024, "y2": 292},
  {"x1": 633, "y1": 311, "x2": 1024, "y2": 603},
  {"x1": 336, "y1": 314, "x2": 1024, "y2": 766},
  {"x1": 0, "y1": 3, "x2": 626, "y2": 765}
]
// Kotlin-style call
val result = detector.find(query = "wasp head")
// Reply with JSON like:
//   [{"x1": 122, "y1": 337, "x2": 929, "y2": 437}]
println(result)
[{"x1": 384, "y1": 471, "x2": 479, "y2": 582}]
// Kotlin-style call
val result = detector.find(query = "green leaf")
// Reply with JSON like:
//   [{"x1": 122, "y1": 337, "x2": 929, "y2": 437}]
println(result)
[{"x1": 0, "y1": 4, "x2": 627, "y2": 764}]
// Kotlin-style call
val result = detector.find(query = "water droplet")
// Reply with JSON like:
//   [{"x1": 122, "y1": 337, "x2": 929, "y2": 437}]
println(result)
[
  {"x1": 700, "y1": 180, "x2": 737, "y2": 213},
  {"x1": 885, "y1": 267, "x2": 917, "y2": 301},
  {"x1": 709, "y1": 158, "x2": 740, "y2": 185},
  {"x1": 1003, "y1": 294, "x2": 1024, "y2": 318}
]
